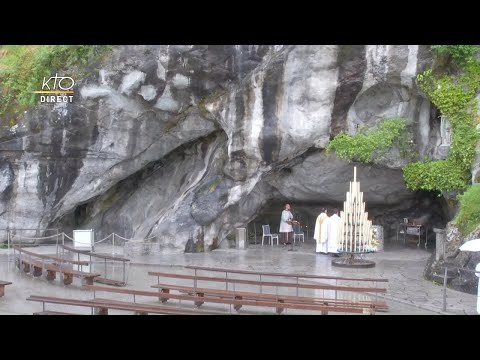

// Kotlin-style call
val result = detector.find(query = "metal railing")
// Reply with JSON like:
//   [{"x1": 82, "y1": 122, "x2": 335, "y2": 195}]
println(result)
[{"x1": 440, "y1": 265, "x2": 479, "y2": 313}]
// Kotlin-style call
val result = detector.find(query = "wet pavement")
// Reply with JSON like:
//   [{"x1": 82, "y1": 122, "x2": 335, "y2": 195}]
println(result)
[{"x1": 0, "y1": 240, "x2": 477, "y2": 315}]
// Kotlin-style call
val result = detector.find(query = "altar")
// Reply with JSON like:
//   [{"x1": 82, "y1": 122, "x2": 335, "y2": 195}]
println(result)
[{"x1": 397, "y1": 223, "x2": 428, "y2": 249}]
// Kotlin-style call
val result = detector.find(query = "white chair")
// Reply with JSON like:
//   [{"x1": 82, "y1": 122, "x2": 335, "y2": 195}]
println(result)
[
  {"x1": 262, "y1": 225, "x2": 279, "y2": 246},
  {"x1": 293, "y1": 224, "x2": 304, "y2": 244}
]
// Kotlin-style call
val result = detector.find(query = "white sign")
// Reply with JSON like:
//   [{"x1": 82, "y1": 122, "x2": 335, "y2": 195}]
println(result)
[{"x1": 73, "y1": 229, "x2": 94, "y2": 250}]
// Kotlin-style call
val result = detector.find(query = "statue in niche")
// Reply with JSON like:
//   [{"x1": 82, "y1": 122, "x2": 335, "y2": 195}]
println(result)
[{"x1": 440, "y1": 116, "x2": 452, "y2": 146}]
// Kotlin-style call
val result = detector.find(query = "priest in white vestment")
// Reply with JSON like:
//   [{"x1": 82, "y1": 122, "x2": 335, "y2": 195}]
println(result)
[
  {"x1": 327, "y1": 208, "x2": 342, "y2": 255},
  {"x1": 314, "y1": 208, "x2": 329, "y2": 254}
]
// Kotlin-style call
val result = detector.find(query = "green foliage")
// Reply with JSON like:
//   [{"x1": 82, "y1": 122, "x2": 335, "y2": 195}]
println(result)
[
  {"x1": 451, "y1": 184, "x2": 480, "y2": 235},
  {"x1": 406, "y1": 60, "x2": 480, "y2": 192},
  {"x1": 325, "y1": 118, "x2": 408, "y2": 163},
  {"x1": 431, "y1": 45, "x2": 480, "y2": 67},
  {"x1": 197, "y1": 177, "x2": 221, "y2": 196},
  {"x1": 0, "y1": 45, "x2": 112, "y2": 116},
  {"x1": 402, "y1": 160, "x2": 470, "y2": 192}
]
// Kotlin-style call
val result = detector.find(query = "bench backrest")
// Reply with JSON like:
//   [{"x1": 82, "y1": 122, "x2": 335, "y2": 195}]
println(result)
[
  {"x1": 14, "y1": 246, "x2": 89, "y2": 266},
  {"x1": 185, "y1": 265, "x2": 388, "y2": 283},
  {"x1": 60, "y1": 244, "x2": 130, "y2": 262},
  {"x1": 148, "y1": 271, "x2": 387, "y2": 293}
]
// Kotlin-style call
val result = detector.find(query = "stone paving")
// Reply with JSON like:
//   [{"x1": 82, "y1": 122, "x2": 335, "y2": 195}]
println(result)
[{"x1": 0, "y1": 240, "x2": 477, "y2": 315}]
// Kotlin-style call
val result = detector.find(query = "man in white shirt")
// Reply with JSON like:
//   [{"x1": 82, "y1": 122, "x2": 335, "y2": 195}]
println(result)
[{"x1": 279, "y1": 203, "x2": 294, "y2": 245}]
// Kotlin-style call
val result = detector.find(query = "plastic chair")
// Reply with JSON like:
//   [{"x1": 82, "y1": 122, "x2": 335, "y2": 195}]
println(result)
[
  {"x1": 262, "y1": 225, "x2": 279, "y2": 246},
  {"x1": 293, "y1": 224, "x2": 304, "y2": 244}
]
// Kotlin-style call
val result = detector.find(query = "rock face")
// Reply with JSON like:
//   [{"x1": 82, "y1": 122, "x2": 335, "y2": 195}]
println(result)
[
  {"x1": 0, "y1": 45, "x2": 450, "y2": 252},
  {"x1": 425, "y1": 223, "x2": 480, "y2": 294}
]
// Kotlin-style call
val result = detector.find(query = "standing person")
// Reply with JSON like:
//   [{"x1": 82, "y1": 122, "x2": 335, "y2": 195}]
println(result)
[
  {"x1": 327, "y1": 208, "x2": 342, "y2": 257},
  {"x1": 279, "y1": 203, "x2": 294, "y2": 245},
  {"x1": 314, "y1": 208, "x2": 329, "y2": 254}
]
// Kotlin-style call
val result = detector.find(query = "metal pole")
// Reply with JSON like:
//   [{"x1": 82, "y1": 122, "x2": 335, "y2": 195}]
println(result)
[
  {"x1": 112, "y1": 233, "x2": 115, "y2": 256},
  {"x1": 442, "y1": 267, "x2": 448, "y2": 312},
  {"x1": 7, "y1": 229, "x2": 10, "y2": 265},
  {"x1": 306, "y1": 217, "x2": 309, "y2": 241},
  {"x1": 123, "y1": 261, "x2": 126, "y2": 285}
]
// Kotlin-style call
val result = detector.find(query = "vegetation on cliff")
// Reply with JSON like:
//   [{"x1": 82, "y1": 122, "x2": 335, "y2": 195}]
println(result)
[{"x1": 0, "y1": 45, "x2": 111, "y2": 117}]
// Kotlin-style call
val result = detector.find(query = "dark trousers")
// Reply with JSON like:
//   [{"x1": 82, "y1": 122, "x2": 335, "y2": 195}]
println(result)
[{"x1": 281, "y1": 232, "x2": 292, "y2": 244}]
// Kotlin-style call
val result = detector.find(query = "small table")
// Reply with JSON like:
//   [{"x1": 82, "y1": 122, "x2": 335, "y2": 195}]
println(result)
[{"x1": 397, "y1": 223, "x2": 428, "y2": 249}]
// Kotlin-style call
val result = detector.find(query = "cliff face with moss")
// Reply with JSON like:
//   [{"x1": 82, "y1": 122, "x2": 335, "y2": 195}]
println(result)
[{"x1": 1, "y1": 45, "x2": 451, "y2": 251}]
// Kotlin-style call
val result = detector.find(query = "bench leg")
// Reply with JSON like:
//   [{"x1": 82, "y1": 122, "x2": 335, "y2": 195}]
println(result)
[
  {"x1": 363, "y1": 307, "x2": 375, "y2": 315},
  {"x1": 84, "y1": 277, "x2": 95, "y2": 286},
  {"x1": 22, "y1": 262, "x2": 30, "y2": 273},
  {"x1": 276, "y1": 299, "x2": 285, "y2": 314},
  {"x1": 33, "y1": 266, "x2": 43, "y2": 277},
  {"x1": 321, "y1": 302, "x2": 329, "y2": 315},
  {"x1": 234, "y1": 296, "x2": 243, "y2": 311},
  {"x1": 46, "y1": 270, "x2": 56, "y2": 281},
  {"x1": 194, "y1": 292, "x2": 204, "y2": 307},
  {"x1": 63, "y1": 273, "x2": 73, "y2": 285},
  {"x1": 0, "y1": 286, "x2": 4, "y2": 297},
  {"x1": 159, "y1": 288, "x2": 169, "y2": 303},
  {"x1": 94, "y1": 307, "x2": 108, "y2": 315}
]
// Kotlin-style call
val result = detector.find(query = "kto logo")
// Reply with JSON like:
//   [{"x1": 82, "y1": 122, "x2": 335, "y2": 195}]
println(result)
[{"x1": 34, "y1": 73, "x2": 75, "y2": 103}]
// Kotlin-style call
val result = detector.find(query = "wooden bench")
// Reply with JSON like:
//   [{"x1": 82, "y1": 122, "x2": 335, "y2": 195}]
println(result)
[
  {"x1": 148, "y1": 271, "x2": 387, "y2": 293},
  {"x1": 151, "y1": 283, "x2": 388, "y2": 313},
  {"x1": 0, "y1": 281, "x2": 12, "y2": 297},
  {"x1": 27, "y1": 294, "x2": 218, "y2": 315},
  {"x1": 83, "y1": 284, "x2": 363, "y2": 314},
  {"x1": 185, "y1": 265, "x2": 389, "y2": 284},
  {"x1": 60, "y1": 244, "x2": 130, "y2": 286},
  {"x1": 148, "y1": 270, "x2": 388, "y2": 314},
  {"x1": 33, "y1": 311, "x2": 77, "y2": 315},
  {"x1": 14, "y1": 247, "x2": 100, "y2": 285}
]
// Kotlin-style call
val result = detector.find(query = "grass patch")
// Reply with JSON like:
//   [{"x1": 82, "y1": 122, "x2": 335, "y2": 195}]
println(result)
[
  {"x1": 451, "y1": 184, "x2": 480, "y2": 235},
  {"x1": 0, "y1": 45, "x2": 112, "y2": 117}
]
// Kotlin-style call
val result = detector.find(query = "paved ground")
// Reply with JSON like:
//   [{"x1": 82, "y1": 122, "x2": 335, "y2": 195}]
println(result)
[{"x1": 0, "y1": 239, "x2": 477, "y2": 315}]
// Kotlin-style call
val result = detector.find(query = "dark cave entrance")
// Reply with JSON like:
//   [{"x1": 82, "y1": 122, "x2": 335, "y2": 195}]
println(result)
[{"x1": 246, "y1": 192, "x2": 450, "y2": 248}]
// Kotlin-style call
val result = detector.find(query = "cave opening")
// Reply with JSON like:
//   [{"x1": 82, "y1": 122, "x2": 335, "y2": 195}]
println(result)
[{"x1": 246, "y1": 192, "x2": 450, "y2": 248}]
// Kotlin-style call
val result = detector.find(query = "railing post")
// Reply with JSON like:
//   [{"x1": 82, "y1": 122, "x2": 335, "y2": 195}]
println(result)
[{"x1": 443, "y1": 267, "x2": 448, "y2": 312}]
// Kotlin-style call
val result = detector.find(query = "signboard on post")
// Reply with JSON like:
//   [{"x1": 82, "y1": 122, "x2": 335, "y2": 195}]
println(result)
[
  {"x1": 235, "y1": 228, "x2": 248, "y2": 250},
  {"x1": 73, "y1": 230, "x2": 94, "y2": 251}
]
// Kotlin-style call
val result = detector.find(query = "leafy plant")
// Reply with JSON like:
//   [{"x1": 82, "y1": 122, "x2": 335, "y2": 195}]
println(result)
[
  {"x1": 451, "y1": 184, "x2": 480, "y2": 235},
  {"x1": 404, "y1": 60, "x2": 480, "y2": 192},
  {"x1": 0, "y1": 45, "x2": 112, "y2": 116},
  {"x1": 326, "y1": 118, "x2": 409, "y2": 163},
  {"x1": 431, "y1": 45, "x2": 480, "y2": 67}
]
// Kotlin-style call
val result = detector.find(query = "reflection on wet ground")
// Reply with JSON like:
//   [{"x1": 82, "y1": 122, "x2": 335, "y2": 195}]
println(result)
[{"x1": 0, "y1": 241, "x2": 477, "y2": 315}]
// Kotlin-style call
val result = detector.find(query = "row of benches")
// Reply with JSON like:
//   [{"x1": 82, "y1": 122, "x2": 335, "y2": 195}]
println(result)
[
  {"x1": 59, "y1": 244, "x2": 130, "y2": 287},
  {"x1": 27, "y1": 295, "x2": 219, "y2": 315},
  {"x1": 14, "y1": 246, "x2": 101, "y2": 286},
  {"x1": 26, "y1": 266, "x2": 389, "y2": 315},
  {"x1": 147, "y1": 268, "x2": 388, "y2": 314}
]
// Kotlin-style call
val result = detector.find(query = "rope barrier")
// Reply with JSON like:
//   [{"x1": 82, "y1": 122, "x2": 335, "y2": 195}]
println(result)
[
  {"x1": 94, "y1": 233, "x2": 113, "y2": 244},
  {"x1": 6, "y1": 231, "x2": 157, "y2": 243},
  {"x1": 9, "y1": 233, "x2": 60, "y2": 241},
  {"x1": 63, "y1": 233, "x2": 74, "y2": 241},
  {"x1": 112, "y1": 233, "x2": 156, "y2": 242}
]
